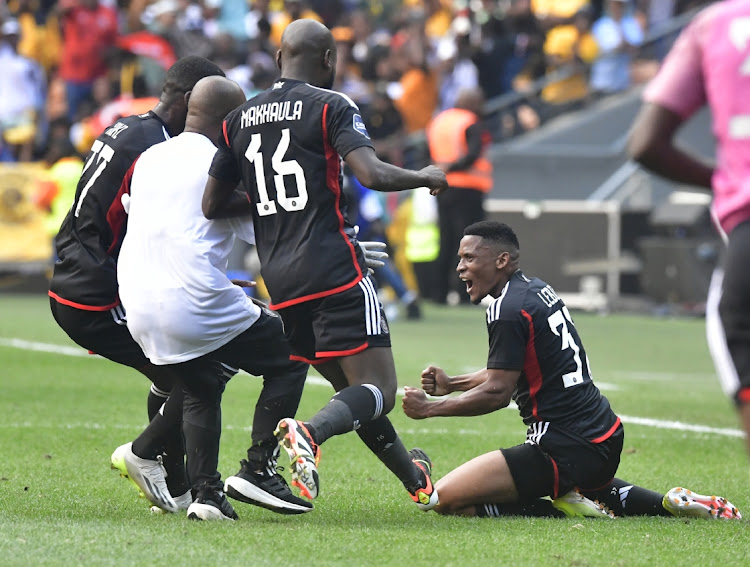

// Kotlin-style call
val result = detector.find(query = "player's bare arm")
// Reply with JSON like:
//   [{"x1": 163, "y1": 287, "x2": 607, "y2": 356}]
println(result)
[
  {"x1": 402, "y1": 368, "x2": 520, "y2": 419},
  {"x1": 421, "y1": 365, "x2": 488, "y2": 396},
  {"x1": 344, "y1": 145, "x2": 449, "y2": 195},
  {"x1": 627, "y1": 102, "x2": 714, "y2": 190},
  {"x1": 203, "y1": 177, "x2": 252, "y2": 219}
]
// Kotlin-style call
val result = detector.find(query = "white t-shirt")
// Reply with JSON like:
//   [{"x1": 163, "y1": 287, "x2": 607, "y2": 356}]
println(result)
[{"x1": 118, "y1": 131, "x2": 261, "y2": 365}]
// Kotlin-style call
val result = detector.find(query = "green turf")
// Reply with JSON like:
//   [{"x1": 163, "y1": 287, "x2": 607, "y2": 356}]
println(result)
[{"x1": 0, "y1": 295, "x2": 748, "y2": 566}]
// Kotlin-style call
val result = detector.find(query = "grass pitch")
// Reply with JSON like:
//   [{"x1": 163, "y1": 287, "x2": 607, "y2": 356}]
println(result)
[{"x1": 0, "y1": 295, "x2": 748, "y2": 566}]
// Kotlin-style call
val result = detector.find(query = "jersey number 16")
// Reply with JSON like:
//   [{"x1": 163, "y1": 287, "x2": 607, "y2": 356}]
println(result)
[{"x1": 244, "y1": 128, "x2": 308, "y2": 216}]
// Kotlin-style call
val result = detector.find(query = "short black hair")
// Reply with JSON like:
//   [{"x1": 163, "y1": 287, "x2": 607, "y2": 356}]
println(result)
[
  {"x1": 463, "y1": 220, "x2": 520, "y2": 252},
  {"x1": 162, "y1": 56, "x2": 225, "y2": 100}
]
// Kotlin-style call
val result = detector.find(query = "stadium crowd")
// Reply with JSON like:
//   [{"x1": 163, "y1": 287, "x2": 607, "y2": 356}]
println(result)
[
  {"x1": 0, "y1": 0, "x2": 710, "y2": 309},
  {"x1": 0, "y1": 0, "x2": 706, "y2": 163}
]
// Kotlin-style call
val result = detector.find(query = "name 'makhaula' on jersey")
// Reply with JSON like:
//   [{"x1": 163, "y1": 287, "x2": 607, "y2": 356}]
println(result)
[
  {"x1": 485, "y1": 270, "x2": 619, "y2": 441},
  {"x1": 49, "y1": 112, "x2": 171, "y2": 310},
  {"x1": 209, "y1": 79, "x2": 375, "y2": 310}
]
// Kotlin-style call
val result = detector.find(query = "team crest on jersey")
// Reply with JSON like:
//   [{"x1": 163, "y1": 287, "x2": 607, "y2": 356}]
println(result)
[{"x1": 353, "y1": 114, "x2": 370, "y2": 139}]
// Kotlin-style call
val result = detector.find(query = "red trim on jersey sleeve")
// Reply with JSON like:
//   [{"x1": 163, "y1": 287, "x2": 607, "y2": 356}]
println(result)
[
  {"x1": 106, "y1": 156, "x2": 139, "y2": 256},
  {"x1": 222, "y1": 120, "x2": 230, "y2": 148},
  {"x1": 322, "y1": 103, "x2": 363, "y2": 279},
  {"x1": 316, "y1": 342, "x2": 369, "y2": 359},
  {"x1": 590, "y1": 416, "x2": 622, "y2": 444},
  {"x1": 48, "y1": 290, "x2": 121, "y2": 311},
  {"x1": 550, "y1": 457, "x2": 560, "y2": 499},
  {"x1": 738, "y1": 387, "x2": 750, "y2": 404},
  {"x1": 521, "y1": 309, "x2": 543, "y2": 420}
]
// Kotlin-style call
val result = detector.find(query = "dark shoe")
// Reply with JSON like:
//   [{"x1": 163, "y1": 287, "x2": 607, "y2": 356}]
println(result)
[
  {"x1": 225, "y1": 460, "x2": 313, "y2": 514},
  {"x1": 187, "y1": 486, "x2": 238, "y2": 521}
]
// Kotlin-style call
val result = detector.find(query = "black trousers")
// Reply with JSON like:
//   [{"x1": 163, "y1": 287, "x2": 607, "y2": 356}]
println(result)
[
  {"x1": 436, "y1": 187, "x2": 485, "y2": 303},
  {"x1": 172, "y1": 310, "x2": 308, "y2": 491}
]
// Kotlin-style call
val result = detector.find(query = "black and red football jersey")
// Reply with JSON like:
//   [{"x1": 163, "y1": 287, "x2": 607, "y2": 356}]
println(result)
[
  {"x1": 49, "y1": 112, "x2": 171, "y2": 309},
  {"x1": 485, "y1": 270, "x2": 619, "y2": 441},
  {"x1": 209, "y1": 79, "x2": 374, "y2": 310}
]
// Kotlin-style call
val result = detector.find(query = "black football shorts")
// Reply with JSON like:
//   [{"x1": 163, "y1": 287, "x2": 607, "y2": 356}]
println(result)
[
  {"x1": 276, "y1": 275, "x2": 391, "y2": 364},
  {"x1": 49, "y1": 297, "x2": 149, "y2": 369},
  {"x1": 501, "y1": 422, "x2": 624, "y2": 501}
]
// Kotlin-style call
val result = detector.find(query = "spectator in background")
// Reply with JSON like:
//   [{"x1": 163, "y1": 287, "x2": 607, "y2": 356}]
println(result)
[
  {"x1": 391, "y1": 12, "x2": 438, "y2": 137},
  {"x1": 331, "y1": 26, "x2": 370, "y2": 105},
  {"x1": 590, "y1": 0, "x2": 644, "y2": 95},
  {"x1": 349, "y1": 8, "x2": 382, "y2": 76},
  {"x1": 532, "y1": 0, "x2": 589, "y2": 31},
  {"x1": 0, "y1": 19, "x2": 45, "y2": 162},
  {"x1": 269, "y1": 0, "x2": 322, "y2": 47},
  {"x1": 427, "y1": 87, "x2": 492, "y2": 305},
  {"x1": 503, "y1": 0, "x2": 546, "y2": 93},
  {"x1": 361, "y1": 84, "x2": 404, "y2": 166},
  {"x1": 11, "y1": 0, "x2": 62, "y2": 73},
  {"x1": 436, "y1": 32, "x2": 479, "y2": 112},
  {"x1": 141, "y1": 0, "x2": 213, "y2": 60},
  {"x1": 35, "y1": 120, "x2": 82, "y2": 241},
  {"x1": 346, "y1": 174, "x2": 421, "y2": 320},
  {"x1": 470, "y1": 4, "x2": 510, "y2": 99},
  {"x1": 422, "y1": 0, "x2": 453, "y2": 40},
  {"x1": 57, "y1": 0, "x2": 118, "y2": 121},
  {"x1": 244, "y1": 0, "x2": 277, "y2": 42},
  {"x1": 541, "y1": 6, "x2": 598, "y2": 113}
]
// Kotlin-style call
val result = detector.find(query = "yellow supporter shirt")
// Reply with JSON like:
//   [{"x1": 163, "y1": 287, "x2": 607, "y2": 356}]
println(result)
[
  {"x1": 393, "y1": 68, "x2": 438, "y2": 134},
  {"x1": 542, "y1": 28, "x2": 598, "y2": 104},
  {"x1": 532, "y1": 0, "x2": 588, "y2": 18}
]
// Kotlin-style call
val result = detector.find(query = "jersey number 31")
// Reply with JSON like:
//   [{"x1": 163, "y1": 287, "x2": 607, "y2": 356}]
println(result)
[
  {"x1": 244, "y1": 128, "x2": 308, "y2": 216},
  {"x1": 548, "y1": 307, "x2": 587, "y2": 388}
]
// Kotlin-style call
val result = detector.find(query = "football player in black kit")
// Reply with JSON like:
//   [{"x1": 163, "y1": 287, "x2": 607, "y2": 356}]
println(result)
[
  {"x1": 402, "y1": 221, "x2": 741, "y2": 520},
  {"x1": 204, "y1": 19, "x2": 448, "y2": 509},
  {"x1": 48, "y1": 56, "x2": 226, "y2": 506}
]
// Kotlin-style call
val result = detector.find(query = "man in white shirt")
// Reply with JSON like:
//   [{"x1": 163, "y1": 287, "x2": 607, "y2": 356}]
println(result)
[{"x1": 110, "y1": 76, "x2": 311, "y2": 521}]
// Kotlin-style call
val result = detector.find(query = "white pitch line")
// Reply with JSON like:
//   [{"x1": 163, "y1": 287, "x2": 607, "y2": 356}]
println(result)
[
  {"x1": 0, "y1": 337, "x2": 99, "y2": 358},
  {"x1": 0, "y1": 337, "x2": 742, "y2": 438}
]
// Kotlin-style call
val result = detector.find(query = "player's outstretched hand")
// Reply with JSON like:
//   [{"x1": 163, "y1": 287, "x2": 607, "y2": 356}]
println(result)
[
  {"x1": 402, "y1": 386, "x2": 431, "y2": 420},
  {"x1": 420, "y1": 165, "x2": 449, "y2": 196},
  {"x1": 421, "y1": 365, "x2": 452, "y2": 397}
]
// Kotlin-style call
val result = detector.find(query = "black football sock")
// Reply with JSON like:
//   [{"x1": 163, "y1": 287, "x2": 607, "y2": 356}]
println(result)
[
  {"x1": 182, "y1": 395, "x2": 223, "y2": 493},
  {"x1": 147, "y1": 384, "x2": 169, "y2": 421},
  {"x1": 305, "y1": 385, "x2": 381, "y2": 445},
  {"x1": 357, "y1": 416, "x2": 421, "y2": 489},
  {"x1": 582, "y1": 478, "x2": 670, "y2": 517},
  {"x1": 132, "y1": 385, "x2": 184, "y2": 460},
  {"x1": 475, "y1": 500, "x2": 566, "y2": 518}
]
